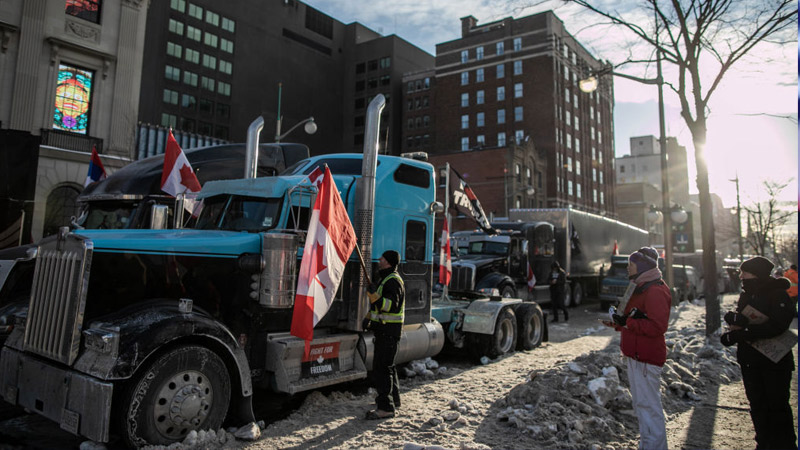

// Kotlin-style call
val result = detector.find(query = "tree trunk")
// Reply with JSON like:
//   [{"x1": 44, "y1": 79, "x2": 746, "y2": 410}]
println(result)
[{"x1": 688, "y1": 118, "x2": 720, "y2": 336}]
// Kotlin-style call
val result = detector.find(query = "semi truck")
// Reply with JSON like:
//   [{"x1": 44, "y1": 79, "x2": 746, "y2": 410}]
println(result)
[
  {"x1": 0, "y1": 96, "x2": 544, "y2": 447},
  {"x1": 448, "y1": 208, "x2": 649, "y2": 307}
]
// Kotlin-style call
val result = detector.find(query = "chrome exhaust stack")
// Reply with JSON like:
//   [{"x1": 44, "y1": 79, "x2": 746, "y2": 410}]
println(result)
[{"x1": 244, "y1": 116, "x2": 265, "y2": 179}]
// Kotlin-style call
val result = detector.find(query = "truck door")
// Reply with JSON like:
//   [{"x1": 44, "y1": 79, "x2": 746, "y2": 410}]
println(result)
[
  {"x1": 509, "y1": 238, "x2": 524, "y2": 280},
  {"x1": 401, "y1": 218, "x2": 430, "y2": 325}
]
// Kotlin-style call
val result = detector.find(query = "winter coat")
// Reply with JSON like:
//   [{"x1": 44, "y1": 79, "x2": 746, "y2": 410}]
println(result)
[
  {"x1": 784, "y1": 268, "x2": 798, "y2": 297},
  {"x1": 549, "y1": 269, "x2": 566, "y2": 299},
  {"x1": 733, "y1": 277, "x2": 796, "y2": 370},
  {"x1": 617, "y1": 280, "x2": 671, "y2": 367}
]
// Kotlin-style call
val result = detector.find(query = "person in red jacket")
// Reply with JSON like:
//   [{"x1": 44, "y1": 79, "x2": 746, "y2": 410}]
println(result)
[{"x1": 603, "y1": 247, "x2": 671, "y2": 450}]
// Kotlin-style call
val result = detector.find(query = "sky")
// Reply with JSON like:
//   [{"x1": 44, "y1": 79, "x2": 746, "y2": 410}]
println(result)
[{"x1": 304, "y1": 0, "x2": 799, "y2": 209}]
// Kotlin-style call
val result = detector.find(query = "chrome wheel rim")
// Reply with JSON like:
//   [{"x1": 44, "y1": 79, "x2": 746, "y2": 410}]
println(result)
[{"x1": 153, "y1": 370, "x2": 213, "y2": 439}]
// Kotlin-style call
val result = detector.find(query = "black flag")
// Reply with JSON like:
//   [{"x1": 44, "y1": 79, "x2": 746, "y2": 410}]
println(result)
[{"x1": 448, "y1": 167, "x2": 496, "y2": 234}]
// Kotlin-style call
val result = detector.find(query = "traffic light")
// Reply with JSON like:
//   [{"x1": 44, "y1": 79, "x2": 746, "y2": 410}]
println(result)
[{"x1": 671, "y1": 211, "x2": 694, "y2": 253}]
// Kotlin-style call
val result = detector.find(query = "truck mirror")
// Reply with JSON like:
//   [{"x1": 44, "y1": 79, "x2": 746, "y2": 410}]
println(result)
[{"x1": 150, "y1": 204, "x2": 169, "y2": 229}]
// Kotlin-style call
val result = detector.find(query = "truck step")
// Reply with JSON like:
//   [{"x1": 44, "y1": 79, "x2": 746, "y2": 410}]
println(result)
[{"x1": 286, "y1": 367, "x2": 367, "y2": 395}]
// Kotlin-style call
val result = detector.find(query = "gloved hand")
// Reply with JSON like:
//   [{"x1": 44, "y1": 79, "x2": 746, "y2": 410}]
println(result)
[
  {"x1": 362, "y1": 317, "x2": 372, "y2": 331},
  {"x1": 720, "y1": 329, "x2": 745, "y2": 347},
  {"x1": 367, "y1": 291, "x2": 380, "y2": 304},
  {"x1": 367, "y1": 283, "x2": 378, "y2": 294},
  {"x1": 611, "y1": 313, "x2": 627, "y2": 327},
  {"x1": 724, "y1": 311, "x2": 749, "y2": 327},
  {"x1": 629, "y1": 308, "x2": 648, "y2": 320}
]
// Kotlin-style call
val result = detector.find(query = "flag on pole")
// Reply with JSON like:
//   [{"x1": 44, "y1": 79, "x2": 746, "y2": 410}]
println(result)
[
  {"x1": 161, "y1": 130, "x2": 202, "y2": 216},
  {"x1": 439, "y1": 218, "x2": 452, "y2": 286},
  {"x1": 447, "y1": 166, "x2": 496, "y2": 234},
  {"x1": 612, "y1": 240, "x2": 619, "y2": 256},
  {"x1": 291, "y1": 167, "x2": 357, "y2": 353},
  {"x1": 84, "y1": 146, "x2": 107, "y2": 187},
  {"x1": 527, "y1": 260, "x2": 536, "y2": 291}
]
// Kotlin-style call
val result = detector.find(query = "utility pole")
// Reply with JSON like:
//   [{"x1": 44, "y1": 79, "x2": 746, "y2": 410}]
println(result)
[{"x1": 730, "y1": 174, "x2": 744, "y2": 262}]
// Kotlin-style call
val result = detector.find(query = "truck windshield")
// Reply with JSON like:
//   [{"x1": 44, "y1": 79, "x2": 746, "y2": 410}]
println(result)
[
  {"x1": 281, "y1": 158, "x2": 379, "y2": 176},
  {"x1": 608, "y1": 264, "x2": 628, "y2": 278},
  {"x1": 469, "y1": 241, "x2": 508, "y2": 256},
  {"x1": 196, "y1": 195, "x2": 281, "y2": 232},
  {"x1": 82, "y1": 203, "x2": 136, "y2": 229}
]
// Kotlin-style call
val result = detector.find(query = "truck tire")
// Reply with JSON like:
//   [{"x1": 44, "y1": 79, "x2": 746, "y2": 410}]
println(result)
[
  {"x1": 515, "y1": 303, "x2": 544, "y2": 350},
  {"x1": 562, "y1": 286, "x2": 573, "y2": 308},
  {"x1": 501, "y1": 285, "x2": 516, "y2": 298},
  {"x1": 571, "y1": 283, "x2": 583, "y2": 307},
  {"x1": 468, "y1": 307, "x2": 517, "y2": 360},
  {"x1": 119, "y1": 345, "x2": 231, "y2": 447}
]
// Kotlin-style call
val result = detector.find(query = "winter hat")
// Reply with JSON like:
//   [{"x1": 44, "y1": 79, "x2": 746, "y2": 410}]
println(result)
[
  {"x1": 382, "y1": 250, "x2": 400, "y2": 268},
  {"x1": 629, "y1": 247, "x2": 659, "y2": 274},
  {"x1": 740, "y1": 256, "x2": 774, "y2": 279}
]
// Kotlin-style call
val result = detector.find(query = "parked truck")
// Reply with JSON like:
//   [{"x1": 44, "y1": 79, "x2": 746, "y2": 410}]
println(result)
[
  {"x1": 448, "y1": 208, "x2": 649, "y2": 307},
  {"x1": 0, "y1": 96, "x2": 544, "y2": 447}
]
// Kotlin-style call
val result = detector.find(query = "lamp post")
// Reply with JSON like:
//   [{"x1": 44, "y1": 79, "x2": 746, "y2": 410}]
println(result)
[
  {"x1": 729, "y1": 174, "x2": 744, "y2": 262},
  {"x1": 274, "y1": 83, "x2": 318, "y2": 142}
]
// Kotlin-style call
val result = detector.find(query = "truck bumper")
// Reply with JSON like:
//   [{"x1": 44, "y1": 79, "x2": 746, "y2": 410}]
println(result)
[{"x1": 0, "y1": 347, "x2": 113, "y2": 443}]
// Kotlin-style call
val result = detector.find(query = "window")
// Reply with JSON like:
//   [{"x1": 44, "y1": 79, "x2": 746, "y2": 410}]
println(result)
[
  {"x1": 221, "y1": 17, "x2": 235, "y2": 33},
  {"x1": 590, "y1": 106, "x2": 595, "y2": 119},
  {"x1": 167, "y1": 42, "x2": 182, "y2": 58},
  {"x1": 415, "y1": 80, "x2": 422, "y2": 90},
  {"x1": 461, "y1": 114, "x2": 469, "y2": 129},
  {"x1": 513, "y1": 37, "x2": 521, "y2": 51},
  {"x1": 163, "y1": 89, "x2": 178, "y2": 105},
  {"x1": 575, "y1": 138, "x2": 580, "y2": 153},
  {"x1": 206, "y1": 10, "x2": 219, "y2": 26},
  {"x1": 219, "y1": 60, "x2": 232, "y2": 75},
  {"x1": 515, "y1": 164, "x2": 521, "y2": 182},
  {"x1": 477, "y1": 135, "x2": 485, "y2": 146},
  {"x1": 577, "y1": 183, "x2": 582, "y2": 199},
  {"x1": 170, "y1": 0, "x2": 186, "y2": 13},
  {"x1": 576, "y1": 160, "x2": 581, "y2": 175},
  {"x1": 496, "y1": 42, "x2": 504, "y2": 55},
  {"x1": 476, "y1": 46, "x2": 484, "y2": 60},
  {"x1": 198, "y1": 121, "x2": 212, "y2": 135},
  {"x1": 356, "y1": 63, "x2": 365, "y2": 74},
  {"x1": 600, "y1": 171, "x2": 604, "y2": 183},
  {"x1": 513, "y1": 60, "x2": 522, "y2": 75},
  {"x1": 526, "y1": 167, "x2": 531, "y2": 185},
  {"x1": 477, "y1": 112, "x2": 485, "y2": 127},
  {"x1": 218, "y1": 81, "x2": 231, "y2": 96},
  {"x1": 574, "y1": 93, "x2": 578, "y2": 106},
  {"x1": 566, "y1": 132, "x2": 572, "y2": 148},
  {"x1": 497, "y1": 109, "x2": 506, "y2": 124},
  {"x1": 65, "y1": 0, "x2": 100, "y2": 24},
  {"x1": 407, "y1": 82, "x2": 414, "y2": 93},
  {"x1": 424, "y1": 77, "x2": 430, "y2": 89},
  {"x1": 165, "y1": 65, "x2": 180, "y2": 81},
  {"x1": 380, "y1": 75, "x2": 390, "y2": 86},
  {"x1": 161, "y1": 113, "x2": 177, "y2": 128},
  {"x1": 407, "y1": 118, "x2": 414, "y2": 129},
  {"x1": 53, "y1": 64, "x2": 94, "y2": 134},
  {"x1": 600, "y1": 191, "x2": 604, "y2": 205},
  {"x1": 180, "y1": 117, "x2": 195, "y2": 132},
  {"x1": 496, "y1": 64, "x2": 504, "y2": 78},
  {"x1": 564, "y1": 65, "x2": 570, "y2": 81},
  {"x1": 620, "y1": 165, "x2": 625, "y2": 173},
  {"x1": 188, "y1": 3, "x2": 203, "y2": 19},
  {"x1": 497, "y1": 132, "x2": 506, "y2": 147},
  {"x1": 183, "y1": 70, "x2": 198, "y2": 86},
  {"x1": 567, "y1": 156, "x2": 573, "y2": 172},
  {"x1": 201, "y1": 76, "x2": 215, "y2": 92},
  {"x1": 220, "y1": 38, "x2": 234, "y2": 53},
  {"x1": 514, "y1": 82, "x2": 523, "y2": 98},
  {"x1": 497, "y1": 86, "x2": 505, "y2": 101},
  {"x1": 593, "y1": 189, "x2": 597, "y2": 202},
  {"x1": 204, "y1": 32, "x2": 218, "y2": 48},
  {"x1": 395, "y1": 164, "x2": 430, "y2": 189},
  {"x1": 568, "y1": 180, "x2": 573, "y2": 196},
  {"x1": 368, "y1": 60, "x2": 378, "y2": 71},
  {"x1": 565, "y1": 87, "x2": 570, "y2": 102},
  {"x1": 367, "y1": 78, "x2": 378, "y2": 89},
  {"x1": 574, "y1": 116, "x2": 579, "y2": 131},
  {"x1": 461, "y1": 50, "x2": 469, "y2": 63},
  {"x1": 461, "y1": 137, "x2": 469, "y2": 151},
  {"x1": 461, "y1": 93, "x2": 469, "y2": 107},
  {"x1": 405, "y1": 220, "x2": 427, "y2": 263},
  {"x1": 181, "y1": 94, "x2": 196, "y2": 109},
  {"x1": 380, "y1": 57, "x2": 391, "y2": 69},
  {"x1": 198, "y1": 98, "x2": 213, "y2": 114},
  {"x1": 476, "y1": 90, "x2": 484, "y2": 104},
  {"x1": 566, "y1": 111, "x2": 571, "y2": 125},
  {"x1": 461, "y1": 72, "x2": 469, "y2": 85},
  {"x1": 515, "y1": 130, "x2": 524, "y2": 144},
  {"x1": 415, "y1": 117, "x2": 422, "y2": 128},
  {"x1": 202, "y1": 54, "x2": 217, "y2": 69},
  {"x1": 514, "y1": 106, "x2": 523, "y2": 122},
  {"x1": 476, "y1": 68, "x2": 484, "y2": 82},
  {"x1": 185, "y1": 48, "x2": 200, "y2": 64},
  {"x1": 423, "y1": 115, "x2": 430, "y2": 127},
  {"x1": 169, "y1": 19, "x2": 184, "y2": 36}
]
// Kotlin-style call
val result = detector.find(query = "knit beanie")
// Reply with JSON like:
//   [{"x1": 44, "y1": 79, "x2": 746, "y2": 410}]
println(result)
[
  {"x1": 382, "y1": 250, "x2": 400, "y2": 268},
  {"x1": 740, "y1": 256, "x2": 774, "y2": 279},
  {"x1": 629, "y1": 247, "x2": 659, "y2": 273}
]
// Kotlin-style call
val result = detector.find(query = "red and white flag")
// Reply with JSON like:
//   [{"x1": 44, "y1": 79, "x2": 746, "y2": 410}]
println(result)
[
  {"x1": 291, "y1": 167, "x2": 357, "y2": 350},
  {"x1": 161, "y1": 130, "x2": 202, "y2": 216},
  {"x1": 439, "y1": 219, "x2": 452, "y2": 286},
  {"x1": 527, "y1": 260, "x2": 536, "y2": 291},
  {"x1": 612, "y1": 239, "x2": 619, "y2": 257}
]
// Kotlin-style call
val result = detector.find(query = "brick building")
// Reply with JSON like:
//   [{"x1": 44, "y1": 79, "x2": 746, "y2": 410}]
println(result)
[
  {"x1": 401, "y1": 69, "x2": 435, "y2": 153},
  {"x1": 430, "y1": 12, "x2": 616, "y2": 215}
]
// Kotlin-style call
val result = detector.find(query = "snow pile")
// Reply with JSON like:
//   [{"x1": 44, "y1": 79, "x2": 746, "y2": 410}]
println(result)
[
  {"x1": 491, "y1": 303, "x2": 741, "y2": 449},
  {"x1": 402, "y1": 357, "x2": 448, "y2": 378},
  {"x1": 137, "y1": 421, "x2": 266, "y2": 450}
]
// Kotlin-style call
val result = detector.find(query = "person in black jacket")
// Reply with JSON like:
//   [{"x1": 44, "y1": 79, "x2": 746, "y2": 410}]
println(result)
[
  {"x1": 720, "y1": 256, "x2": 797, "y2": 450},
  {"x1": 365, "y1": 250, "x2": 405, "y2": 420},
  {"x1": 549, "y1": 261, "x2": 568, "y2": 322}
]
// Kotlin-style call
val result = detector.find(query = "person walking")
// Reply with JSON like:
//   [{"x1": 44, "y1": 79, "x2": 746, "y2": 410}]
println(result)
[
  {"x1": 549, "y1": 261, "x2": 568, "y2": 322},
  {"x1": 720, "y1": 256, "x2": 797, "y2": 450},
  {"x1": 603, "y1": 247, "x2": 670, "y2": 450},
  {"x1": 365, "y1": 250, "x2": 405, "y2": 420},
  {"x1": 784, "y1": 263, "x2": 798, "y2": 304}
]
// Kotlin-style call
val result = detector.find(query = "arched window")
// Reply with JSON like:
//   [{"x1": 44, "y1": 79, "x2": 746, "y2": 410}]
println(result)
[{"x1": 43, "y1": 184, "x2": 81, "y2": 236}]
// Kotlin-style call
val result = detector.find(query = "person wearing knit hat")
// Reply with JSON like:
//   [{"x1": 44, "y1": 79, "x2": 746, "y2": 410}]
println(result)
[
  {"x1": 365, "y1": 249, "x2": 405, "y2": 420},
  {"x1": 721, "y1": 256, "x2": 797, "y2": 449},
  {"x1": 602, "y1": 246, "x2": 671, "y2": 450}
]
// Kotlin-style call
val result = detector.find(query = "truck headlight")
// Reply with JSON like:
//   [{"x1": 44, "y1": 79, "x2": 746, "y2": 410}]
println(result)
[
  {"x1": 83, "y1": 323, "x2": 120, "y2": 357},
  {"x1": 477, "y1": 287, "x2": 500, "y2": 297}
]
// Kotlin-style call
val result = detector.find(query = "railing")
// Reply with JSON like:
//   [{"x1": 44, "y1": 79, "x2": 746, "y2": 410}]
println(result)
[{"x1": 40, "y1": 129, "x2": 103, "y2": 153}]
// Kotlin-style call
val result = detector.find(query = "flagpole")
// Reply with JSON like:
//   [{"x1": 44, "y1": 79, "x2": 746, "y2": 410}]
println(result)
[
  {"x1": 353, "y1": 241, "x2": 372, "y2": 287},
  {"x1": 443, "y1": 163, "x2": 450, "y2": 300}
]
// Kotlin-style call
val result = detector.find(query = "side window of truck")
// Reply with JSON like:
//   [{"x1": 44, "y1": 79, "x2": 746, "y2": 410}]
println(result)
[
  {"x1": 394, "y1": 164, "x2": 430, "y2": 188},
  {"x1": 405, "y1": 220, "x2": 426, "y2": 261}
]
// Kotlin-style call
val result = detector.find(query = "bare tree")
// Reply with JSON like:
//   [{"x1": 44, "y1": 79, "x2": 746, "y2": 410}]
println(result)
[
  {"x1": 557, "y1": 0, "x2": 797, "y2": 335},
  {"x1": 744, "y1": 180, "x2": 796, "y2": 260},
  {"x1": 777, "y1": 233, "x2": 798, "y2": 268}
]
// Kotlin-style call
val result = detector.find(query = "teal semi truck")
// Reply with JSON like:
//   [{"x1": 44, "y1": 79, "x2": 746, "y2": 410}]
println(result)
[{"x1": 0, "y1": 96, "x2": 543, "y2": 447}]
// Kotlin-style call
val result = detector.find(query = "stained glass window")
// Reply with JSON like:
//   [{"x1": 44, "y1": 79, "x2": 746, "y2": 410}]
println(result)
[
  {"x1": 53, "y1": 64, "x2": 94, "y2": 134},
  {"x1": 65, "y1": 0, "x2": 101, "y2": 24}
]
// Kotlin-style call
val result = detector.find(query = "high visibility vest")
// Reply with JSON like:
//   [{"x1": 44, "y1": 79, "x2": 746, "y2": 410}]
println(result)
[
  {"x1": 786, "y1": 269, "x2": 798, "y2": 297},
  {"x1": 369, "y1": 273, "x2": 405, "y2": 324}
]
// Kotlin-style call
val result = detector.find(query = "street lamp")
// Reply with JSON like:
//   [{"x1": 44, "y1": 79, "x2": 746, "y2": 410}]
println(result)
[
  {"x1": 580, "y1": 52, "x2": 676, "y2": 289},
  {"x1": 729, "y1": 175, "x2": 745, "y2": 262},
  {"x1": 274, "y1": 82, "x2": 318, "y2": 143}
]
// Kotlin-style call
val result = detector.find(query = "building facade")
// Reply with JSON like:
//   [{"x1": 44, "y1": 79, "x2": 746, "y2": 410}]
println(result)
[
  {"x1": 431, "y1": 12, "x2": 616, "y2": 215},
  {"x1": 401, "y1": 68, "x2": 435, "y2": 154},
  {"x1": 615, "y1": 135, "x2": 690, "y2": 207}
]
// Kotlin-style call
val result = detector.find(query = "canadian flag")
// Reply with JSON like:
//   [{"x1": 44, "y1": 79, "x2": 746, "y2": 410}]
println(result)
[
  {"x1": 291, "y1": 167, "x2": 357, "y2": 350},
  {"x1": 612, "y1": 240, "x2": 619, "y2": 256},
  {"x1": 439, "y1": 219, "x2": 452, "y2": 286},
  {"x1": 527, "y1": 260, "x2": 536, "y2": 291},
  {"x1": 161, "y1": 130, "x2": 202, "y2": 216}
]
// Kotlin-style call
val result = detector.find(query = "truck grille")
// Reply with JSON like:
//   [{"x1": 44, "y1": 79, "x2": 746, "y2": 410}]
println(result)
[
  {"x1": 23, "y1": 230, "x2": 92, "y2": 366},
  {"x1": 607, "y1": 284, "x2": 627, "y2": 297},
  {"x1": 450, "y1": 263, "x2": 475, "y2": 291}
]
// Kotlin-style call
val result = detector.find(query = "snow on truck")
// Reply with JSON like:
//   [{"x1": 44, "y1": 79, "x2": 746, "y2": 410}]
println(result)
[{"x1": 0, "y1": 96, "x2": 544, "y2": 447}]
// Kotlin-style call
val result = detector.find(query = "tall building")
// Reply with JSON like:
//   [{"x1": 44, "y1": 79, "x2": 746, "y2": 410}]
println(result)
[
  {"x1": 139, "y1": 0, "x2": 432, "y2": 155},
  {"x1": 401, "y1": 69, "x2": 436, "y2": 153},
  {"x1": 615, "y1": 135, "x2": 690, "y2": 208},
  {"x1": 0, "y1": 0, "x2": 149, "y2": 242},
  {"x1": 430, "y1": 12, "x2": 616, "y2": 215}
]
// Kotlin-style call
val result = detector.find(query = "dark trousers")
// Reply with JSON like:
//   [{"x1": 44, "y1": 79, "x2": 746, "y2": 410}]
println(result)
[
  {"x1": 741, "y1": 367, "x2": 797, "y2": 450},
  {"x1": 550, "y1": 290, "x2": 568, "y2": 321},
  {"x1": 373, "y1": 333, "x2": 400, "y2": 412}
]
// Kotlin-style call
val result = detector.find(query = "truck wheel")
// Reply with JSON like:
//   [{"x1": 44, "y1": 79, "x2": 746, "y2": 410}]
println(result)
[
  {"x1": 501, "y1": 285, "x2": 516, "y2": 298},
  {"x1": 562, "y1": 287, "x2": 573, "y2": 308},
  {"x1": 119, "y1": 345, "x2": 231, "y2": 447},
  {"x1": 515, "y1": 303, "x2": 544, "y2": 350},
  {"x1": 468, "y1": 307, "x2": 517, "y2": 360},
  {"x1": 571, "y1": 283, "x2": 583, "y2": 307}
]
